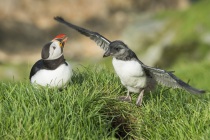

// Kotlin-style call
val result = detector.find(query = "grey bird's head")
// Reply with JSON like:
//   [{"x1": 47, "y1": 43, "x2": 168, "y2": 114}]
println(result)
[{"x1": 103, "y1": 41, "x2": 136, "y2": 60}]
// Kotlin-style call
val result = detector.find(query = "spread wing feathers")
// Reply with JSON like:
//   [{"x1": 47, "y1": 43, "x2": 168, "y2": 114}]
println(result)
[
  {"x1": 142, "y1": 64, "x2": 205, "y2": 94},
  {"x1": 54, "y1": 16, "x2": 111, "y2": 51}
]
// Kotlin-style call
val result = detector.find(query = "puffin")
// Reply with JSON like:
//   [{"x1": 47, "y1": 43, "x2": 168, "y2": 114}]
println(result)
[{"x1": 29, "y1": 34, "x2": 73, "y2": 88}]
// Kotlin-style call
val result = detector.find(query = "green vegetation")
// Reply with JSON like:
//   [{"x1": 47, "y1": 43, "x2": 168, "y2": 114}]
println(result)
[
  {"x1": 1, "y1": 64, "x2": 209, "y2": 139},
  {"x1": 155, "y1": 0, "x2": 210, "y2": 67},
  {"x1": 156, "y1": 0, "x2": 210, "y2": 44},
  {"x1": 0, "y1": 63, "x2": 30, "y2": 82},
  {"x1": 172, "y1": 0, "x2": 210, "y2": 45}
]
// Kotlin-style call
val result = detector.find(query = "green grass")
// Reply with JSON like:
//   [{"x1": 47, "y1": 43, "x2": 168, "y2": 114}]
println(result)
[{"x1": 1, "y1": 65, "x2": 209, "y2": 140}]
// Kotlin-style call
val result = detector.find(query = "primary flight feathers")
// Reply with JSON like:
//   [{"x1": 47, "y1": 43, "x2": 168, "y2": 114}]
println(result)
[{"x1": 54, "y1": 16, "x2": 110, "y2": 51}]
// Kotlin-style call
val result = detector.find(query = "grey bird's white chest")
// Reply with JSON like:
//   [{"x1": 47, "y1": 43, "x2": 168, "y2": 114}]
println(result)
[{"x1": 112, "y1": 58, "x2": 147, "y2": 93}]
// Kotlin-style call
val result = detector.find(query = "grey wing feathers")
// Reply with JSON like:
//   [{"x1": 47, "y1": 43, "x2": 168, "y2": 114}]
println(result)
[
  {"x1": 142, "y1": 64, "x2": 205, "y2": 94},
  {"x1": 54, "y1": 16, "x2": 110, "y2": 51}
]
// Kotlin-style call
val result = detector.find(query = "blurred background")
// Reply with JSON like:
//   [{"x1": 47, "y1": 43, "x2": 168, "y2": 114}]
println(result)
[{"x1": 0, "y1": 0, "x2": 209, "y2": 83}]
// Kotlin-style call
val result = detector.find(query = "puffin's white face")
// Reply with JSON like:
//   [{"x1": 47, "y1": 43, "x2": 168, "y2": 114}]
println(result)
[
  {"x1": 41, "y1": 34, "x2": 67, "y2": 60},
  {"x1": 48, "y1": 41, "x2": 63, "y2": 60}
]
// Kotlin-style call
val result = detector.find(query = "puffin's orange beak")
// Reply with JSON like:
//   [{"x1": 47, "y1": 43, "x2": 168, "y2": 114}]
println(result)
[
  {"x1": 62, "y1": 36, "x2": 68, "y2": 44},
  {"x1": 60, "y1": 36, "x2": 68, "y2": 47}
]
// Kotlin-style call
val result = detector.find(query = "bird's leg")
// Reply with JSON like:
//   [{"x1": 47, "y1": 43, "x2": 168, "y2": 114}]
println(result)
[
  {"x1": 136, "y1": 89, "x2": 144, "y2": 106},
  {"x1": 118, "y1": 90, "x2": 132, "y2": 102}
]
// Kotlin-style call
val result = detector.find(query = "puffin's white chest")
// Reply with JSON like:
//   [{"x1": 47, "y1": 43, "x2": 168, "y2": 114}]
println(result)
[
  {"x1": 112, "y1": 58, "x2": 147, "y2": 92},
  {"x1": 31, "y1": 62, "x2": 73, "y2": 88}
]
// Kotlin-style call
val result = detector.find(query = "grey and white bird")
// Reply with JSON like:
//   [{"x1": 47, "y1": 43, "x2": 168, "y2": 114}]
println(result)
[
  {"x1": 30, "y1": 34, "x2": 73, "y2": 88},
  {"x1": 54, "y1": 16, "x2": 205, "y2": 106}
]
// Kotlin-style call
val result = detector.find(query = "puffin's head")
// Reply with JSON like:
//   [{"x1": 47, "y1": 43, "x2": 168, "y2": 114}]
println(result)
[{"x1": 41, "y1": 34, "x2": 68, "y2": 60}]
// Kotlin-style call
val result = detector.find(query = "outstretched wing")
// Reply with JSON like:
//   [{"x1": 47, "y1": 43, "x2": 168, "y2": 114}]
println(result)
[
  {"x1": 54, "y1": 16, "x2": 111, "y2": 51},
  {"x1": 141, "y1": 64, "x2": 205, "y2": 94}
]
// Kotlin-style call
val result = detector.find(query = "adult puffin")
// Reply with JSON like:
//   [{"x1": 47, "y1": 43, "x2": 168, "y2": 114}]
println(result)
[{"x1": 29, "y1": 34, "x2": 73, "y2": 88}]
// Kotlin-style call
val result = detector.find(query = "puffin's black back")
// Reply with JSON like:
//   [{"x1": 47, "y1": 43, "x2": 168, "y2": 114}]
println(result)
[{"x1": 29, "y1": 56, "x2": 68, "y2": 80}]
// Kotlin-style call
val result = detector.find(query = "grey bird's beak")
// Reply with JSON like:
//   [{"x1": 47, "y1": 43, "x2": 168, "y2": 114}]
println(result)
[{"x1": 103, "y1": 49, "x2": 111, "y2": 57}]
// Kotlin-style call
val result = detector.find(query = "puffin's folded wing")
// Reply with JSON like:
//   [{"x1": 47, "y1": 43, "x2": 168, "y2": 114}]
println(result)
[
  {"x1": 29, "y1": 60, "x2": 44, "y2": 80},
  {"x1": 54, "y1": 16, "x2": 110, "y2": 51},
  {"x1": 142, "y1": 64, "x2": 205, "y2": 94}
]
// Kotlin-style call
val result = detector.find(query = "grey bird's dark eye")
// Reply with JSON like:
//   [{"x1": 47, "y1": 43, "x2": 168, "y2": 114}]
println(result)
[{"x1": 115, "y1": 47, "x2": 120, "y2": 51}]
